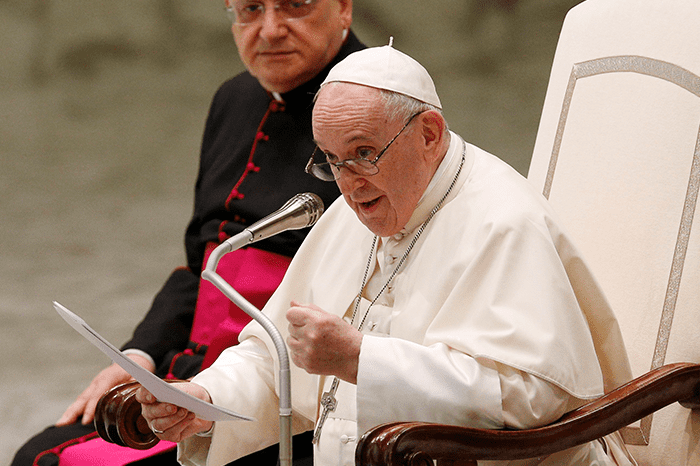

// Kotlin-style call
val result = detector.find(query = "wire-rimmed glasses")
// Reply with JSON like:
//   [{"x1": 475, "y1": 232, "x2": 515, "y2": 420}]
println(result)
[
  {"x1": 305, "y1": 111, "x2": 424, "y2": 182},
  {"x1": 225, "y1": 0, "x2": 318, "y2": 25}
]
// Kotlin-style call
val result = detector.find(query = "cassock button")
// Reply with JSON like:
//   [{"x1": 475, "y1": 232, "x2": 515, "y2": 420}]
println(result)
[
  {"x1": 386, "y1": 255, "x2": 397, "y2": 264},
  {"x1": 340, "y1": 434, "x2": 354, "y2": 444}
]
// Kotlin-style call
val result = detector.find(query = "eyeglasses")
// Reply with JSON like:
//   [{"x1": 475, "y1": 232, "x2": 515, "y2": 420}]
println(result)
[
  {"x1": 225, "y1": 0, "x2": 318, "y2": 25},
  {"x1": 305, "y1": 111, "x2": 424, "y2": 182}
]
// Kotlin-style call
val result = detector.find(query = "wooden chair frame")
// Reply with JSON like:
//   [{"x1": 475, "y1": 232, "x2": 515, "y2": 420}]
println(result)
[{"x1": 356, "y1": 362, "x2": 700, "y2": 465}]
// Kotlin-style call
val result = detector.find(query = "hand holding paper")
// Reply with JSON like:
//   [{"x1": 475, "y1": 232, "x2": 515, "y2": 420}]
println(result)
[
  {"x1": 136, "y1": 380, "x2": 216, "y2": 441},
  {"x1": 53, "y1": 301, "x2": 252, "y2": 423}
]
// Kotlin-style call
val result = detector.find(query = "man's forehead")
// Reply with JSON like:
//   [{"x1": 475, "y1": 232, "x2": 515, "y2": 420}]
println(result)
[
  {"x1": 315, "y1": 85, "x2": 364, "y2": 114},
  {"x1": 313, "y1": 130, "x2": 375, "y2": 148},
  {"x1": 316, "y1": 81, "x2": 379, "y2": 105},
  {"x1": 314, "y1": 83, "x2": 387, "y2": 124},
  {"x1": 312, "y1": 120, "x2": 387, "y2": 160}
]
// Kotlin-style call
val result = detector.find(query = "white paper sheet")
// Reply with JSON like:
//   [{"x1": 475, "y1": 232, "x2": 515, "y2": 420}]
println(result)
[{"x1": 53, "y1": 301, "x2": 253, "y2": 422}]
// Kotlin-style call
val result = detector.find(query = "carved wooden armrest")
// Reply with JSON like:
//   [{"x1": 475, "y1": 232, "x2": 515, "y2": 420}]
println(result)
[
  {"x1": 356, "y1": 362, "x2": 700, "y2": 466},
  {"x1": 94, "y1": 379, "x2": 185, "y2": 450}
]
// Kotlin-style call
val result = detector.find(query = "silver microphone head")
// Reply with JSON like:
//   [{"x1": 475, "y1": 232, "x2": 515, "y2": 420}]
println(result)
[
  {"x1": 289, "y1": 192, "x2": 324, "y2": 227},
  {"x1": 246, "y1": 193, "x2": 325, "y2": 243}
]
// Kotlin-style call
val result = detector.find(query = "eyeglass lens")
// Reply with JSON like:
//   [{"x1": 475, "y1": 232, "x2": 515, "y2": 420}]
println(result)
[
  {"x1": 308, "y1": 148, "x2": 379, "y2": 181},
  {"x1": 226, "y1": 0, "x2": 316, "y2": 24},
  {"x1": 306, "y1": 111, "x2": 424, "y2": 181}
]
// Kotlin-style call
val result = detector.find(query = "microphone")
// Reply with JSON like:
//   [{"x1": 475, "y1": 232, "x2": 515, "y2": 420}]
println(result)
[
  {"x1": 205, "y1": 192, "x2": 325, "y2": 273},
  {"x1": 246, "y1": 192, "x2": 324, "y2": 243},
  {"x1": 200, "y1": 192, "x2": 324, "y2": 466}
]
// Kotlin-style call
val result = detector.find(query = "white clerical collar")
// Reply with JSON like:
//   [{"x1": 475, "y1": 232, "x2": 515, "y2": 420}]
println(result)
[{"x1": 395, "y1": 131, "x2": 469, "y2": 236}]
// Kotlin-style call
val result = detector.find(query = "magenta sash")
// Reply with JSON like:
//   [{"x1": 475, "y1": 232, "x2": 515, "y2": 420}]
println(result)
[
  {"x1": 190, "y1": 242, "x2": 291, "y2": 369},
  {"x1": 57, "y1": 439, "x2": 175, "y2": 465}
]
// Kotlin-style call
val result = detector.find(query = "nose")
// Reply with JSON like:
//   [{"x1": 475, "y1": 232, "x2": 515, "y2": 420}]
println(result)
[
  {"x1": 334, "y1": 167, "x2": 367, "y2": 193},
  {"x1": 258, "y1": 7, "x2": 288, "y2": 42}
]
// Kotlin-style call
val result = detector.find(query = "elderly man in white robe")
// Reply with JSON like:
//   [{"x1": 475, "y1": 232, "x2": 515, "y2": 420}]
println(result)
[{"x1": 137, "y1": 44, "x2": 638, "y2": 466}]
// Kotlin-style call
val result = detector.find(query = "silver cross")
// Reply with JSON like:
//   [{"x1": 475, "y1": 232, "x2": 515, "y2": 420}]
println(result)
[{"x1": 312, "y1": 377, "x2": 340, "y2": 444}]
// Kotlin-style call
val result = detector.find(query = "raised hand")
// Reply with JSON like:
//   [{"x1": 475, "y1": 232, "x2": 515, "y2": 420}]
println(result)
[{"x1": 286, "y1": 300, "x2": 363, "y2": 384}]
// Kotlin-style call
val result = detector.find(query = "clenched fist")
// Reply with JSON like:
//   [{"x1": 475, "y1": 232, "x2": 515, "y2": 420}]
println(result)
[{"x1": 286, "y1": 301, "x2": 363, "y2": 384}]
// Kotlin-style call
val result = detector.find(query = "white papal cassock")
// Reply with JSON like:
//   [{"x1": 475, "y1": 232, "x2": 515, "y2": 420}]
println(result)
[{"x1": 178, "y1": 132, "x2": 636, "y2": 466}]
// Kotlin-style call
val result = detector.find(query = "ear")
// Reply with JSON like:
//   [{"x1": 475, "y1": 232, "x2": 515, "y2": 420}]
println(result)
[
  {"x1": 417, "y1": 110, "x2": 447, "y2": 161},
  {"x1": 337, "y1": 0, "x2": 353, "y2": 30}
]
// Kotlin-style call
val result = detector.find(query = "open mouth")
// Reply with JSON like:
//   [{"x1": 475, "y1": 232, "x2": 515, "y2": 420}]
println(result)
[{"x1": 360, "y1": 198, "x2": 380, "y2": 209}]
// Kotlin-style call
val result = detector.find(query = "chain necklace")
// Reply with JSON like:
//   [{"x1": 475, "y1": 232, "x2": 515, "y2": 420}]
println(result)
[{"x1": 312, "y1": 140, "x2": 466, "y2": 445}]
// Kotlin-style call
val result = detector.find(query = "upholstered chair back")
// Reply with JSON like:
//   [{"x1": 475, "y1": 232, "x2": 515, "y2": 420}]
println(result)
[{"x1": 527, "y1": 1, "x2": 700, "y2": 464}]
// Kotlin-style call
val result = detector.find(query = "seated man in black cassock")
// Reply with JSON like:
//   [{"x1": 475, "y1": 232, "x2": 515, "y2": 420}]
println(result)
[{"x1": 12, "y1": 1, "x2": 364, "y2": 465}]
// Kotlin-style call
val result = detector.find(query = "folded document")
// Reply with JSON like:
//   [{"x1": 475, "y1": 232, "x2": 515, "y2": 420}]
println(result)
[{"x1": 53, "y1": 301, "x2": 253, "y2": 422}]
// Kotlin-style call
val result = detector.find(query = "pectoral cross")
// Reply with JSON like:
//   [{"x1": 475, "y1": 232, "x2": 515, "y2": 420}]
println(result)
[{"x1": 312, "y1": 377, "x2": 340, "y2": 444}]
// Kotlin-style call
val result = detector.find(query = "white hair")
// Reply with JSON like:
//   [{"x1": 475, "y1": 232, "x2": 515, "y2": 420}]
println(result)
[
  {"x1": 378, "y1": 89, "x2": 445, "y2": 128},
  {"x1": 315, "y1": 82, "x2": 446, "y2": 128}
]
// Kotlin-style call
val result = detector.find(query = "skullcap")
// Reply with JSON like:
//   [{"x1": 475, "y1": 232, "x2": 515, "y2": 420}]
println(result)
[{"x1": 321, "y1": 39, "x2": 442, "y2": 109}]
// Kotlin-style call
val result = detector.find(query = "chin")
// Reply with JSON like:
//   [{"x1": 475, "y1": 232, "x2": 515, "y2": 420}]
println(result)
[
  {"x1": 359, "y1": 218, "x2": 398, "y2": 238},
  {"x1": 252, "y1": 66, "x2": 300, "y2": 92}
]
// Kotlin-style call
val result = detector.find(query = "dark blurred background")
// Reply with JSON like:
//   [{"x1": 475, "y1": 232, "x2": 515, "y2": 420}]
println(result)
[{"x1": 0, "y1": 0, "x2": 582, "y2": 461}]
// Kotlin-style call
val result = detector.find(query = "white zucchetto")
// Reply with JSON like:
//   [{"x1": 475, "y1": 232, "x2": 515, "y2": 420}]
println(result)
[{"x1": 321, "y1": 40, "x2": 442, "y2": 109}]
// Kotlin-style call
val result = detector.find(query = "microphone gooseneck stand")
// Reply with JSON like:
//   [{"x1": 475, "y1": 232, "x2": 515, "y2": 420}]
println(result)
[{"x1": 201, "y1": 193, "x2": 324, "y2": 466}]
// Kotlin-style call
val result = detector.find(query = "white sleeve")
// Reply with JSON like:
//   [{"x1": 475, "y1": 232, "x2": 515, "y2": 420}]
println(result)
[
  {"x1": 356, "y1": 335, "x2": 577, "y2": 437},
  {"x1": 177, "y1": 337, "x2": 312, "y2": 466},
  {"x1": 495, "y1": 361, "x2": 582, "y2": 429}
]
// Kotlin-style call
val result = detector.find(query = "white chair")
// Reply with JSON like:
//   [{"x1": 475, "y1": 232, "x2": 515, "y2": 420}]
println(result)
[
  {"x1": 528, "y1": 0, "x2": 700, "y2": 463},
  {"x1": 357, "y1": 0, "x2": 700, "y2": 464}
]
